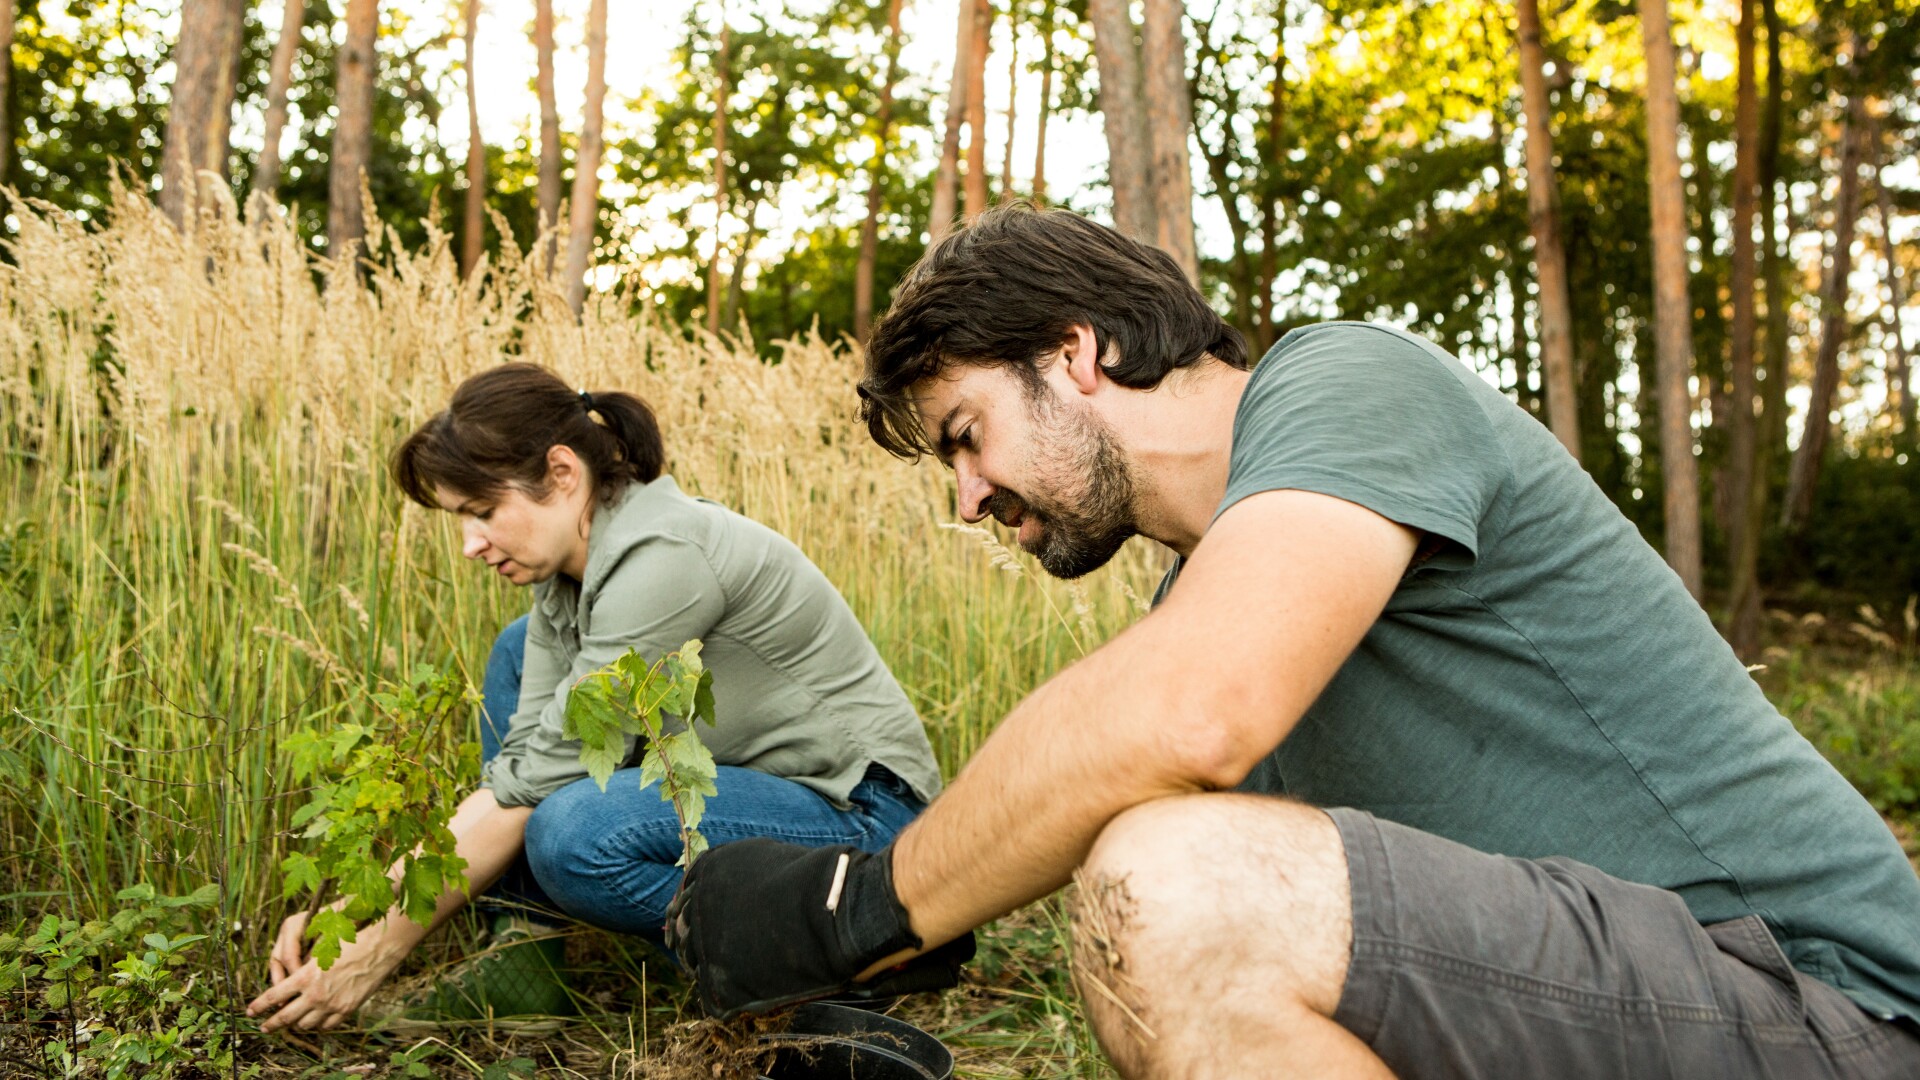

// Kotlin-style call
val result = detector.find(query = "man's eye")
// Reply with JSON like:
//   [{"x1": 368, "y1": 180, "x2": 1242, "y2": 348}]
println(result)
[{"x1": 958, "y1": 427, "x2": 975, "y2": 450}]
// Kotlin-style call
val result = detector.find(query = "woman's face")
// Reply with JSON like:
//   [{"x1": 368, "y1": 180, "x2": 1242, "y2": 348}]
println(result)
[{"x1": 434, "y1": 450, "x2": 593, "y2": 585}]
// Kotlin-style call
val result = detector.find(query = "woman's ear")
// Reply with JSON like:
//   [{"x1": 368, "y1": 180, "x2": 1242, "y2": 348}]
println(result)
[
  {"x1": 546, "y1": 444, "x2": 584, "y2": 497},
  {"x1": 1060, "y1": 323, "x2": 1103, "y2": 397}
]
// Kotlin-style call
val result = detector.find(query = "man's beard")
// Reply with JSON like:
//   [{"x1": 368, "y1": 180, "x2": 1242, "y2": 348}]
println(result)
[{"x1": 986, "y1": 392, "x2": 1138, "y2": 580}]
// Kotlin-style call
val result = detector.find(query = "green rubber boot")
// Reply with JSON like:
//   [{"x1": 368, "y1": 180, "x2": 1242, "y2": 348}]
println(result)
[{"x1": 382, "y1": 915, "x2": 575, "y2": 1032}]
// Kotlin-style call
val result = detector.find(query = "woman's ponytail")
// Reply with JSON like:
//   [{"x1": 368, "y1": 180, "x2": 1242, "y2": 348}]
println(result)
[{"x1": 391, "y1": 363, "x2": 667, "y2": 508}]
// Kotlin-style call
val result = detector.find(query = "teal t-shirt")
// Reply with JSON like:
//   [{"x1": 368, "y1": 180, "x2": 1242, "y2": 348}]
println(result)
[{"x1": 1157, "y1": 322, "x2": 1920, "y2": 1022}]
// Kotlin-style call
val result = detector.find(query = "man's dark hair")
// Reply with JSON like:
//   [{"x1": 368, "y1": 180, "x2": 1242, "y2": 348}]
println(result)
[{"x1": 859, "y1": 202, "x2": 1248, "y2": 459}]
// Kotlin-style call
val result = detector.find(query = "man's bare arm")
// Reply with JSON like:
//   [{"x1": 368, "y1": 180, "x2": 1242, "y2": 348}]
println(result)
[{"x1": 880, "y1": 489, "x2": 1418, "y2": 959}]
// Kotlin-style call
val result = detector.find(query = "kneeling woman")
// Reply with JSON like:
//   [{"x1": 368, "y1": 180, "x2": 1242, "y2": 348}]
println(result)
[{"x1": 248, "y1": 363, "x2": 941, "y2": 1032}]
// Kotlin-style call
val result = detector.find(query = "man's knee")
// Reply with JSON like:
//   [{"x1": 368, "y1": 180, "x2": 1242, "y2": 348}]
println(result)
[{"x1": 1075, "y1": 795, "x2": 1353, "y2": 1015}]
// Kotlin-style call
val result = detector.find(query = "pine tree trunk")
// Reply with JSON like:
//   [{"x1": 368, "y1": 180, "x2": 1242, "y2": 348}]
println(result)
[
  {"x1": 1000, "y1": 5, "x2": 1018, "y2": 202},
  {"x1": 1086, "y1": 0, "x2": 1155, "y2": 243},
  {"x1": 1874, "y1": 130, "x2": 1913, "y2": 441},
  {"x1": 963, "y1": 0, "x2": 991, "y2": 220},
  {"x1": 1721, "y1": 0, "x2": 1761, "y2": 638},
  {"x1": 0, "y1": 0, "x2": 11, "y2": 186},
  {"x1": 535, "y1": 0, "x2": 561, "y2": 269},
  {"x1": 1141, "y1": 0, "x2": 1197, "y2": 284},
  {"x1": 1256, "y1": 19, "x2": 1284, "y2": 349},
  {"x1": 461, "y1": 0, "x2": 486, "y2": 277},
  {"x1": 1782, "y1": 95, "x2": 1868, "y2": 533},
  {"x1": 722, "y1": 201, "x2": 758, "y2": 329},
  {"x1": 161, "y1": 0, "x2": 246, "y2": 226},
  {"x1": 327, "y1": 0, "x2": 381, "y2": 261},
  {"x1": 1516, "y1": 0, "x2": 1581, "y2": 460},
  {"x1": 1640, "y1": 0, "x2": 1704, "y2": 599},
  {"x1": 704, "y1": 26, "x2": 731, "y2": 335},
  {"x1": 854, "y1": 0, "x2": 906, "y2": 340},
  {"x1": 563, "y1": 0, "x2": 608, "y2": 315},
  {"x1": 1032, "y1": 0, "x2": 1054, "y2": 204},
  {"x1": 251, "y1": 0, "x2": 307, "y2": 204},
  {"x1": 929, "y1": 0, "x2": 978, "y2": 243},
  {"x1": 1727, "y1": 0, "x2": 1787, "y2": 656}
]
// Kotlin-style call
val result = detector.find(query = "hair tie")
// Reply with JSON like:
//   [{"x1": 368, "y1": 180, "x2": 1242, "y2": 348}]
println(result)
[{"x1": 578, "y1": 390, "x2": 596, "y2": 412}]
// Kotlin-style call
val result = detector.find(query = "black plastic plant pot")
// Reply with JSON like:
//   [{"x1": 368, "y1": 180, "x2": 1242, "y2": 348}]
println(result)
[{"x1": 756, "y1": 1001, "x2": 955, "y2": 1080}]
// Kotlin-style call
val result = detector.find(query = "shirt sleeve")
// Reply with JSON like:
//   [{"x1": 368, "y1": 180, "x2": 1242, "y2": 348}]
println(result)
[
  {"x1": 1218, "y1": 324, "x2": 1510, "y2": 561},
  {"x1": 482, "y1": 535, "x2": 728, "y2": 808}
]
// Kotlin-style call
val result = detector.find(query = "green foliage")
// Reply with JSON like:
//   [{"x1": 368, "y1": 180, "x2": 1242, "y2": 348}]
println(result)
[
  {"x1": 0, "y1": 884, "x2": 250, "y2": 1080},
  {"x1": 280, "y1": 666, "x2": 480, "y2": 970},
  {"x1": 564, "y1": 641, "x2": 718, "y2": 866}
]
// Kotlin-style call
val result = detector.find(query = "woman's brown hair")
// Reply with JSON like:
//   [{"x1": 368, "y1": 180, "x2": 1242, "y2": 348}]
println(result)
[{"x1": 390, "y1": 363, "x2": 665, "y2": 508}]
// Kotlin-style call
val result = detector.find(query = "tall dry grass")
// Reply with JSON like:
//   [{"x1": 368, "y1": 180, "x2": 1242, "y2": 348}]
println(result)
[{"x1": 0, "y1": 188, "x2": 1161, "y2": 927}]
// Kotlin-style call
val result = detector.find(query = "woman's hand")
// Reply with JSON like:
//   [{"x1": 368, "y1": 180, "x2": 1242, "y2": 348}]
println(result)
[
  {"x1": 268, "y1": 911, "x2": 309, "y2": 986},
  {"x1": 246, "y1": 918, "x2": 399, "y2": 1033}
]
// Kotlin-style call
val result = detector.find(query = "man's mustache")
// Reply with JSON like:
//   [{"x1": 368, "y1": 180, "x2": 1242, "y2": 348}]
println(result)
[{"x1": 985, "y1": 489, "x2": 1032, "y2": 530}]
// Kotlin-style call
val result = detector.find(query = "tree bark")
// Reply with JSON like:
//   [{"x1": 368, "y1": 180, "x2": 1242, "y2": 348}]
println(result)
[
  {"x1": 1086, "y1": 0, "x2": 1155, "y2": 243},
  {"x1": 327, "y1": 0, "x2": 381, "y2": 261},
  {"x1": 1141, "y1": 0, "x2": 1198, "y2": 284},
  {"x1": 535, "y1": 0, "x2": 561, "y2": 269},
  {"x1": 1782, "y1": 95, "x2": 1868, "y2": 532},
  {"x1": 1727, "y1": 0, "x2": 1787, "y2": 657},
  {"x1": 0, "y1": 0, "x2": 12, "y2": 187},
  {"x1": 704, "y1": 25, "x2": 731, "y2": 334},
  {"x1": 563, "y1": 0, "x2": 608, "y2": 315},
  {"x1": 1640, "y1": 0, "x2": 1704, "y2": 599},
  {"x1": 1001, "y1": 3, "x2": 1018, "y2": 202},
  {"x1": 722, "y1": 201, "x2": 758, "y2": 329},
  {"x1": 854, "y1": 0, "x2": 906, "y2": 340},
  {"x1": 1721, "y1": 0, "x2": 1761, "y2": 625},
  {"x1": 929, "y1": 0, "x2": 978, "y2": 243},
  {"x1": 963, "y1": 0, "x2": 992, "y2": 220},
  {"x1": 0, "y1": 0, "x2": 11, "y2": 186},
  {"x1": 461, "y1": 0, "x2": 486, "y2": 277},
  {"x1": 251, "y1": 0, "x2": 307, "y2": 203},
  {"x1": 1874, "y1": 127, "x2": 1913, "y2": 441},
  {"x1": 160, "y1": 0, "x2": 246, "y2": 226},
  {"x1": 1032, "y1": 0, "x2": 1054, "y2": 203},
  {"x1": 1516, "y1": 0, "x2": 1581, "y2": 460},
  {"x1": 1256, "y1": 13, "x2": 1284, "y2": 348}
]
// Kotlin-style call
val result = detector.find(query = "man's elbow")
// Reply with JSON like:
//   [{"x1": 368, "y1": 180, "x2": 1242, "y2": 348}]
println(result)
[{"x1": 1164, "y1": 697, "x2": 1288, "y2": 794}]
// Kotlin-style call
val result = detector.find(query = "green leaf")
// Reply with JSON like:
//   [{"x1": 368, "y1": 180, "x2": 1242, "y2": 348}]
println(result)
[
  {"x1": 306, "y1": 909, "x2": 356, "y2": 970},
  {"x1": 280, "y1": 853, "x2": 322, "y2": 899},
  {"x1": 397, "y1": 857, "x2": 444, "y2": 928},
  {"x1": 564, "y1": 671, "x2": 631, "y2": 789},
  {"x1": 114, "y1": 883, "x2": 156, "y2": 903},
  {"x1": 691, "y1": 667, "x2": 716, "y2": 727}
]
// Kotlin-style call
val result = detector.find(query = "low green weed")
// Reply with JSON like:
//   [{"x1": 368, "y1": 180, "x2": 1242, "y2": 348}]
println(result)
[{"x1": 0, "y1": 883, "x2": 252, "y2": 1079}]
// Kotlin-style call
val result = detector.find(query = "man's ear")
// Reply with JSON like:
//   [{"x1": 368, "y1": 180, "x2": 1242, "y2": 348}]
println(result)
[{"x1": 1060, "y1": 323, "x2": 1103, "y2": 397}]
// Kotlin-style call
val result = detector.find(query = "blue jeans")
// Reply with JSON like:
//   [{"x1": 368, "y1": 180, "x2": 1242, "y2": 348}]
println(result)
[{"x1": 478, "y1": 615, "x2": 926, "y2": 940}]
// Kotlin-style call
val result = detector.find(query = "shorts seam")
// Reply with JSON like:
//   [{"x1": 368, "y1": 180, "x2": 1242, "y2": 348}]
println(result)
[{"x1": 1353, "y1": 938, "x2": 1821, "y2": 1041}]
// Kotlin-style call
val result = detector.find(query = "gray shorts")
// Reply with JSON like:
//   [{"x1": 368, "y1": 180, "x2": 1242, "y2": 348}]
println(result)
[{"x1": 1329, "y1": 808, "x2": 1920, "y2": 1079}]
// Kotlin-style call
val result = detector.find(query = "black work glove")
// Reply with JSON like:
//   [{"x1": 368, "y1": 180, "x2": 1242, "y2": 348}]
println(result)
[{"x1": 663, "y1": 838, "x2": 976, "y2": 1019}]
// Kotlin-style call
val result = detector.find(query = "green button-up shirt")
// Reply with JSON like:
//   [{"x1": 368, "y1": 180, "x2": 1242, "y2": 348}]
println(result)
[{"x1": 482, "y1": 475, "x2": 942, "y2": 810}]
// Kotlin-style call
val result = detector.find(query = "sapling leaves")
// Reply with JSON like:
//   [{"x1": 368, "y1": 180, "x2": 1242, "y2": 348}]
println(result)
[
  {"x1": 564, "y1": 641, "x2": 718, "y2": 867},
  {"x1": 278, "y1": 665, "x2": 476, "y2": 969}
]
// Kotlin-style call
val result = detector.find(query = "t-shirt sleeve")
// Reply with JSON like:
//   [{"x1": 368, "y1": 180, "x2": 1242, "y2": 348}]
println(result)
[
  {"x1": 482, "y1": 535, "x2": 728, "y2": 808},
  {"x1": 1218, "y1": 325, "x2": 1510, "y2": 561}
]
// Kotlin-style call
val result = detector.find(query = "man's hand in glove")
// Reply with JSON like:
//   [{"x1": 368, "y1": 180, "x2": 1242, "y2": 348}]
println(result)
[{"x1": 663, "y1": 838, "x2": 975, "y2": 1019}]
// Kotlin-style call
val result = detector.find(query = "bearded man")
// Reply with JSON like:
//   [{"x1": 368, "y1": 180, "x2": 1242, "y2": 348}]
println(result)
[{"x1": 663, "y1": 204, "x2": 1920, "y2": 1079}]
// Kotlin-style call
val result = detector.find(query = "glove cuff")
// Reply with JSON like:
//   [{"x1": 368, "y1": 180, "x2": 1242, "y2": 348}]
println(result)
[{"x1": 839, "y1": 845, "x2": 923, "y2": 969}]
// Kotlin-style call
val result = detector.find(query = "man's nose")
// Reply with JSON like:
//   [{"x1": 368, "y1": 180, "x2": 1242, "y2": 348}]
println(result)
[
  {"x1": 461, "y1": 521, "x2": 487, "y2": 559},
  {"x1": 955, "y1": 459, "x2": 994, "y2": 524}
]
